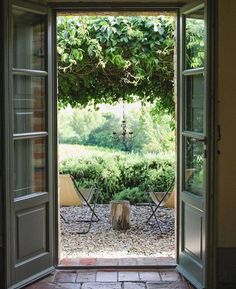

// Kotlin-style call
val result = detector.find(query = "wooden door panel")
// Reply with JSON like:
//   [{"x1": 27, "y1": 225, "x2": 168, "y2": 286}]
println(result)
[
  {"x1": 14, "y1": 193, "x2": 51, "y2": 283},
  {"x1": 182, "y1": 202, "x2": 203, "y2": 261},
  {"x1": 177, "y1": 1, "x2": 207, "y2": 288},
  {"x1": 15, "y1": 253, "x2": 50, "y2": 283},
  {"x1": 16, "y1": 206, "x2": 47, "y2": 260}
]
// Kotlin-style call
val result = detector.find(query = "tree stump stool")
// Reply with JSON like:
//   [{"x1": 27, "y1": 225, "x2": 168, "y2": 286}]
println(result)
[{"x1": 110, "y1": 200, "x2": 131, "y2": 230}]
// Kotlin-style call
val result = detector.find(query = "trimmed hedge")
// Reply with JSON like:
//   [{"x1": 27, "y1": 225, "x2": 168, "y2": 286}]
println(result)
[{"x1": 59, "y1": 152, "x2": 175, "y2": 204}]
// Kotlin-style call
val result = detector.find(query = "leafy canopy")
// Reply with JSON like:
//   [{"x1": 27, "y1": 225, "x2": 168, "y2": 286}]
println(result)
[
  {"x1": 57, "y1": 15, "x2": 204, "y2": 115},
  {"x1": 57, "y1": 16, "x2": 175, "y2": 114}
]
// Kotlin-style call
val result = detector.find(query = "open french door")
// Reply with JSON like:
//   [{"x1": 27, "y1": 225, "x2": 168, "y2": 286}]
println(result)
[
  {"x1": 177, "y1": 1, "x2": 211, "y2": 289},
  {"x1": 4, "y1": 1, "x2": 56, "y2": 288},
  {"x1": 2, "y1": 0, "x2": 214, "y2": 288}
]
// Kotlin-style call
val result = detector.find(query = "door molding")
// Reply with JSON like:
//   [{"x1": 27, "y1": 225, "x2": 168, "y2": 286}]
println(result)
[
  {"x1": 52, "y1": 5, "x2": 216, "y2": 289},
  {"x1": 51, "y1": 0, "x2": 183, "y2": 268}
]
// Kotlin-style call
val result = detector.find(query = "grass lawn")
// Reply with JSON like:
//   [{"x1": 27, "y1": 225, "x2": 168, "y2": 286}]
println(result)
[
  {"x1": 58, "y1": 144, "x2": 128, "y2": 162},
  {"x1": 58, "y1": 143, "x2": 175, "y2": 163}
]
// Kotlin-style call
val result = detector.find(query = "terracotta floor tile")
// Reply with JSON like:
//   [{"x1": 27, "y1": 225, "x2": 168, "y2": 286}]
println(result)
[
  {"x1": 57, "y1": 284, "x2": 82, "y2": 289},
  {"x1": 118, "y1": 271, "x2": 140, "y2": 282},
  {"x1": 160, "y1": 271, "x2": 181, "y2": 282},
  {"x1": 81, "y1": 282, "x2": 122, "y2": 289},
  {"x1": 60, "y1": 258, "x2": 81, "y2": 266},
  {"x1": 146, "y1": 281, "x2": 191, "y2": 289},
  {"x1": 139, "y1": 271, "x2": 161, "y2": 282},
  {"x1": 54, "y1": 271, "x2": 77, "y2": 283},
  {"x1": 40, "y1": 273, "x2": 56, "y2": 283},
  {"x1": 76, "y1": 270, "x2": 96, "y2": 282},
  {"x1": 79, "y1": 258, "x2": 97, "y2": 266},
  {"x1": 123, "y1": 282, "x2": 146, "y2": 289},
  {"x1": 96, "y1": 271, "x2": 118, "y2": 282},
  {"x1": 155, "y1": 257, "x2": 176, "y2": 266},
  {"x1": 24, "y1": 270, "x2": 193, "y2": 289},
  {"x1": 96, "y1": 258, "x2": 119, "y2": 266}
]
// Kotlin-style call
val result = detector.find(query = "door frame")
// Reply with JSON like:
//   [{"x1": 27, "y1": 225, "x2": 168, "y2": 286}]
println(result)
[
  {"x1": 52, "y1": 0, "x2": 217, "y2": 284},
  {"x1": 205, "y1": 0, "x2": 218, "y2": 288},
  {"x1": 1, "y1": 0, "x2": 217, "y2": 288},
  {"x1": 51, "y1": 2, "x2": 182, "y2": 268}
]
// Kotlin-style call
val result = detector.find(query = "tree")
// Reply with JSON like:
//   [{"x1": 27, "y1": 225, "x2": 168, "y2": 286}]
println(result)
[
  {"x1": 127, "y1": 106, "x2": 175, "y2": 153},
  {"x1": 70, "y1": 107, "x2": 103, "y2": 144},
  {"x1": 86, "y1": 113, "x2": 122, "y2": 149}
]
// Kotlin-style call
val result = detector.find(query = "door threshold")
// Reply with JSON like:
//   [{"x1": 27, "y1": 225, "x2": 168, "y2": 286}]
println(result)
[
  {"x1": 56, "y1": 264, "x2": 177, "y2": 270},
  {"x1": 58, "y1": 256, "x2": 175, "y2": 267}
]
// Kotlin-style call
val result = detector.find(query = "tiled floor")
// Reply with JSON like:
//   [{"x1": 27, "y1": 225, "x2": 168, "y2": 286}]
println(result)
[
  {"x1": 24, "y1": 269, "x2": 195, "y2": 289},
  {"x1": 59, "y1": 257, "x2": 175, "y2": 266}
]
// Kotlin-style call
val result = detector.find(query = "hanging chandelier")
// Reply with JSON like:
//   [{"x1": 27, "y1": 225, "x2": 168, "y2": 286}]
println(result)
[{"x1": 112, "y1": 102, "x2": 134, "y2": 153}]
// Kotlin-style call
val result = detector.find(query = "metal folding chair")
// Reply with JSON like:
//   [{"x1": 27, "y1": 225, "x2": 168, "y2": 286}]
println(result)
[
  {"x1": 146, "y1": 178, "x2": 175, "y2": 233},
  {"x1": 59, "y1": 174, "x2": 100, "y2": 234}
]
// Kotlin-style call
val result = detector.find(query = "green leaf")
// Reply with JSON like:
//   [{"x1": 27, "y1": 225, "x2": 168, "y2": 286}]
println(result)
[
  {"x1": 72, "y1": 49, "x2": 83, "y2": 61},
  {"x1": 57, "y1": 47, "x2": 64, "y2": 55},
  {"x1": 61, "y1": 53, "x2": 69, "y2": 62}
]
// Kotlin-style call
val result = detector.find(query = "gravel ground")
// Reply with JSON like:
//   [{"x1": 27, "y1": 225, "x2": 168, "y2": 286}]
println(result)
[{"x1": 60, "y1": 204, "x2": 175, "y2": 259}]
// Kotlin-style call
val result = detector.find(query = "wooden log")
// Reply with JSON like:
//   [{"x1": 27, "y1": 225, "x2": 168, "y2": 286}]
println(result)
[{"x1": 110, "y1": 200, "x2": 131, "y2": 230}]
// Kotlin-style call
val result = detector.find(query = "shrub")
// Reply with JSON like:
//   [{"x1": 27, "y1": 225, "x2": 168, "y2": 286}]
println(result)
[
  {"x1": 113, "y1": 187, "x2": 150, "y2": 204},
  {"x1": 59, "y1": 149, "x2": 175, "y2": 203}
]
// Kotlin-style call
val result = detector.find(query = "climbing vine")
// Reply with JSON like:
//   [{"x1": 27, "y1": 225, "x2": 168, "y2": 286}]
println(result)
[{"x1": 57, "y1": 15, "x2": 204, "y2": 115}]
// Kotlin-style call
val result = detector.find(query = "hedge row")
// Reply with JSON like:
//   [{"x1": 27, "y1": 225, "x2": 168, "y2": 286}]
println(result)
[{"x1": 59, "y1": 152, "x2": 175, "y2": 204}]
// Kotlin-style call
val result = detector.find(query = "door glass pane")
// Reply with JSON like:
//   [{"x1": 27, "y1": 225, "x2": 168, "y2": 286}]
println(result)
[
  {"x1": 13, "y1": 8, "x2": 46, "y2": 70},
  {"x1": 185, "y1": 74, "x2": 204, "y2": 133},
  {"x1": 185, "y1": 8, "x2": 205, "y2": 69},
  {"x1": 14, "y1": 75, "x2": 46, "y2": 134},
  {"x1": 14, "y1": 137, "x2": 47, "y2": 198},
  {"x1": 184, "y1": 137, "x2": 204, "y2": 196}
]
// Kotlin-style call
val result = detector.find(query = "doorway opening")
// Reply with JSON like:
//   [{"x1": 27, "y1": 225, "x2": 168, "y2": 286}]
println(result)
[{"x1": 57, "y1": 12, "x2": 177, "y2": 268}]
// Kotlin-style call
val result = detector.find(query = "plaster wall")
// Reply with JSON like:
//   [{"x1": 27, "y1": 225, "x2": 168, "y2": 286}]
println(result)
[{"x1": 217, "y1": 0, "x2": 236, "y2": 248}]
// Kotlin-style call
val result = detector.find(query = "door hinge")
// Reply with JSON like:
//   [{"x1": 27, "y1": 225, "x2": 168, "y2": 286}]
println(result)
[{"x1": 204, "y1": 149, "x2": 207, "y2": 158}]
